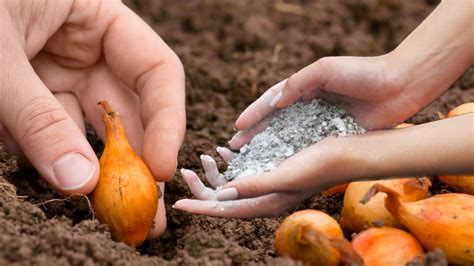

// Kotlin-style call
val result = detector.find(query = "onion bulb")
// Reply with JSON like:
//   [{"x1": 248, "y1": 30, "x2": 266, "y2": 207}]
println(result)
[
  {"x1": 438, "y1": 102, "x2": 474, "y2": 195},
  {"x1": 361, "y1": 184, "x2": 474, "y2": 264},
  {"x1": 393, "y1": 123, "x2": 414, "y2": 129},
  {"x1": 275, "y1": 210, "x2": 363, "y2": 266},
  {"x1": 340, "y1": 178, "x2": 431, "y2": 232},
  {"x1": 352, "y1": 227, "x2": 424, "y2": 266},
  {"x1": 445, "y1": 102, "x2": 474, "y2": 117},
  {"x1": 91, "y1": 101, "x2": 159, "y2": 247}
]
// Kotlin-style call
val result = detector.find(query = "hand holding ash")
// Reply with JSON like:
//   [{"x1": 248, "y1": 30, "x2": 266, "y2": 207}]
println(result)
[{"x1": 176, "y1": 95, "x2": 365, "y2": 217}]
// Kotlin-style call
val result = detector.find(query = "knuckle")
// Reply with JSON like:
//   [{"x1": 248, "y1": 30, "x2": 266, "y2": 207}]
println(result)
[
  {"x1": 244, "y1": 181, "x2": 262, "y2": 197},
  {"x1": 17, "y1": 96, "x2": 70, "y2": 143},
  {"x1": 168, "y1": 52, "x2": 184, "y2": 74},
  {"x1": 314, "y1": 56, "x2": 334, "y2": 82},
  {"x1": 317, "y1": 56, "x2": 332, "y2": 68}
]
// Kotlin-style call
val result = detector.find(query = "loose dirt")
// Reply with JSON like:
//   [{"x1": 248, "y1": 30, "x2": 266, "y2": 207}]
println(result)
[{"x1": 1, "y1": 0, "x2": 472, "y2": 265}]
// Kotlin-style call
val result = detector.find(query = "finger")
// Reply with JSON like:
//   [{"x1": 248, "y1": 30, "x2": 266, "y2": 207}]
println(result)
[
  {"x1": 216, "y1": 146, "x2": 234, "y2": 163},
  {"x1": 216, "y1": 166, "x2": 294, "y2": 201},
  {"x1": 228, "y1": 118, "x2": 270, "y2": 150},
  {"x1": 55, "y1": 92, "x2": 85, "y2": 133},
  {"x1": 0, "y1": 45, "x2": 99, "y2": 195},
  {"x1": 1, "y1": 93, "x2": 85, "y2": 167},
  {"x1": 173, "y1": 192, "x2": 305, "y2": 218},
  {"x1": 104, "y1": 4, "x2": 185, "y2": 182},
  {"x1": 200, "y1": 155, "x2": 227, "y2": 188},
  {"x1": 234, "y1": 79, "x2": 286, "y2": 130},
  {"x1": 218, "y1": 142, "x2": 336, "y2": 200},
  {"x1": 148, "y1": 182, "x2": 166, "y2": 239},
  {"x1": 277, "y1": 59, "x2": 329, "y2": 108},
  {"x1": 79, "y1": 62, "x2": 143, "y2": 153},
  {"x1": 180, "y1": 169, "x2": 217, "y2": 200}
]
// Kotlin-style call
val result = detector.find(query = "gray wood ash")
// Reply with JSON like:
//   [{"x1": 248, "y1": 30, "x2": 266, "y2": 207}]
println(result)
[{"x1": 224, "y1": 99, "x2": 366, "y2": 181}]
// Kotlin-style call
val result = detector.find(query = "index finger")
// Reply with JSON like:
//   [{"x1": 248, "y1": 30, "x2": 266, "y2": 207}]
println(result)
[
  {"x1": 103, "y1": 4, "x2": 185, "y2": 181},
  {"x1": 234, "y1": 79, "x2": 287, "y2": 130}
]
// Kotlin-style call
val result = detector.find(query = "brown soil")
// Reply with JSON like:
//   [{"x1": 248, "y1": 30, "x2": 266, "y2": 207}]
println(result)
[{"x1": 1, "y1": 0, "x2": 473, "y2": 265}]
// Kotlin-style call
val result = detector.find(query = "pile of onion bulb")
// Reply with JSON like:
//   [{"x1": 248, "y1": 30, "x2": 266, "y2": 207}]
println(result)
[
  {"x1": 362, "y1": 183, "x2": 474, "y2": 264},
  {"x1": 340, "y1": 178, "x2": 431, "y2": 232}
]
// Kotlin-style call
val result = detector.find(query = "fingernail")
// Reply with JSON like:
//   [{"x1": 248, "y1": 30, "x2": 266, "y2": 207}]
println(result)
[
  {"x1": 172, "y1": 200, "x2": 184, "y2": 209},
  {"x1": 180, "y1": 168, "x2": 187, "y2": 176},
  {"x1": 200, "y1": 154, "x2": 211, "y2": 162},
  {"x1": 53, "y1": 153, "x2": 94, "y2": 191},
  {"x1": 228, "y1": 131, "x2": 242, "y2": 147},
  {"x1": 216, "y1": 187, "x2": 238, "y2": 201},
  {"x1": 216, "y1": 146, "x2": 223, "y2": 153},
  {"x1": 269, "y1": 91, "x2": 282, "y2": 107}
]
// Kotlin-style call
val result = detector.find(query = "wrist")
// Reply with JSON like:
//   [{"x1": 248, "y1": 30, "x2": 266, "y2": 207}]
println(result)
[{"x1": 322, "y1": 136, "x2": 377, "y2": 184}]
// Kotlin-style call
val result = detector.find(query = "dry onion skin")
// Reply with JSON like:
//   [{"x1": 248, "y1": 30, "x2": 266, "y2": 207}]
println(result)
[
  {"x1": 352, "y1": 226, "x2": 424, "y2": 266},
  {"x1": 91, "y1": 101, "x2": 159, "y2": 247},
  {"x1": 275, "y1": 210, "x2": 363, "y2": 266},
  {"x1": 438, "y1": 102, "x2": 474, "y2": 195},
  {"x1": 362, "y1": 184, "x2": 474, "y2": 264},
  {"x1": 340, "y1": 178, "x2": 431, "y2": 232}
]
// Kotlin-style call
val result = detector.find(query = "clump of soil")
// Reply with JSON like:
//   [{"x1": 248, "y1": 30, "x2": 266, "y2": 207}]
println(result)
[
  {"x1": 0, "y1": 0, "x2": 472, "y2": 265},
  {"x1": 225, "y1": 99, "x2": 365, "y2": 180}
]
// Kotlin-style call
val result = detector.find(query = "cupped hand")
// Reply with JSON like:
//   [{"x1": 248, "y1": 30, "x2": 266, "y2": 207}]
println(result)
[
  {"x1": 233, "y1": 55, "x2": 415, "y2": 136},
  {"x1": 173, "y1": 136, "x2": 353, "y2": 218},
  {"x1": 0, "y1": 0, "x2": 185, "y2": 237}
]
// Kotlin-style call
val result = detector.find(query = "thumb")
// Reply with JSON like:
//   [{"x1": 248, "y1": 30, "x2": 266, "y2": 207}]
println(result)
[{"x1": 0, "y1": 54, "x2": 99, "y2": 195}]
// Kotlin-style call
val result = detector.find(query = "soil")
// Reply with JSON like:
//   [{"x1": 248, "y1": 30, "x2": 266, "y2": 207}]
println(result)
[{"x1": 1, "y1": 0, "x2": 473, "y2": 265}]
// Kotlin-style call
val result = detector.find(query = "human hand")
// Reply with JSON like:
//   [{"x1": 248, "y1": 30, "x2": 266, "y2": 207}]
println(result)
[
  {"x1": 173, "y1": 136, "x2": 346, "y2": 218},
  {"x1": 174, "y1": 113, "x2": 474, "y2": 218},
  {"x1": 234, "y1": 0, "x2": 474, "y2": 138},
  {"x1": 0, "y1": 0, "x2": 185, "y2": 237}
]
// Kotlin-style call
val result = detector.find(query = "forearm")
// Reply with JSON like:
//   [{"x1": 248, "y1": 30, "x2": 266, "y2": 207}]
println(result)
[
  {"x1": 341, "y1": 114, "x2": 474, "y2": 181},
  {"x1": 386, "y1": 0, "x2": 473, "y2": 109}
]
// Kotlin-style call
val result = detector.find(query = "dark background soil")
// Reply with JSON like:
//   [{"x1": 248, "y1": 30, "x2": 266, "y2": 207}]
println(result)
[{"x1": 1, "y1": 0, "x2": 473, "y2": 265}]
